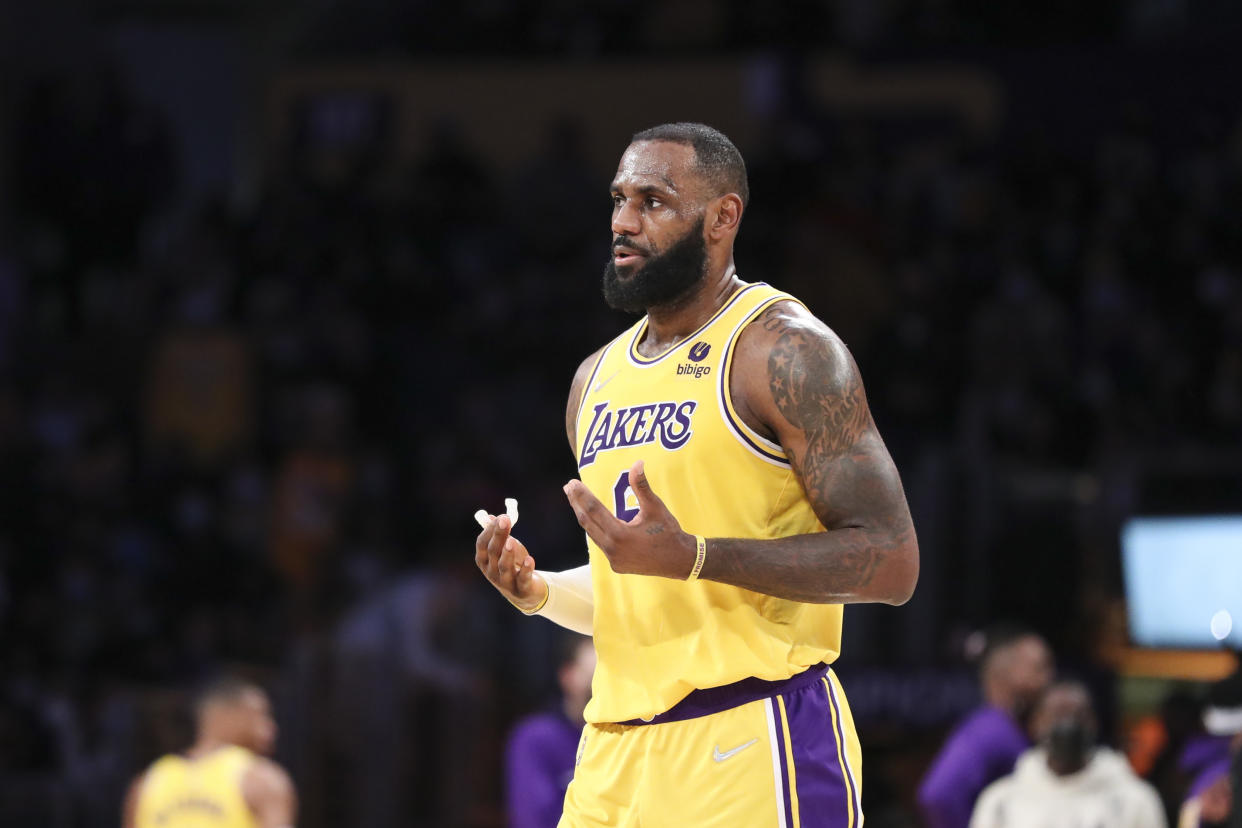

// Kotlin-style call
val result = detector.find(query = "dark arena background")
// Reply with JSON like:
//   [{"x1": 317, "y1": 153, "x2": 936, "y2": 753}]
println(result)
[{"x1": 1, "y1": 1, "x2": 1241, "y2": 826}]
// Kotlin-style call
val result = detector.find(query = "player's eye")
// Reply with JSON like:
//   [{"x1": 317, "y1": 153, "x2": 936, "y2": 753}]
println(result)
[
  {"x1": 611, "y1": 194, "x2": 624, "y2": 207},
  {"x1": 645, "y1": 197, "x2": 661, "y2": 208}
]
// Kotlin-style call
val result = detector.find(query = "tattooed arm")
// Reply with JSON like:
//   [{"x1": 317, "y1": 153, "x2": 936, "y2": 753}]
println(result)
[
  {"x1": 699, "y1": 300, "x2": 918, "y2": 605},
  {"x1": 560, "y1": 301, "x2": 917, "y2": 604}
]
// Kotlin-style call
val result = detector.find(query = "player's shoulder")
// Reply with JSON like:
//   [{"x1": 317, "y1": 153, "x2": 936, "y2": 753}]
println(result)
[
  {"x1": 733, "y1": 297, "x2": 857, "y2": 383},
  {"x1": 567, "y1": 335, "x2": 619, "y2": 407},
  {"x1": 240, "y1": 756, "x2": 297, "y2": 825},
  {"x1": 241, "y1": 756, "x2": 295, "y2": 801},
  {"x1": 143, "y1": 752, "x2": 185, "y2": 775},
  {"x1": 570, "y1": 344, "x2": 610, "y2": 390},
  {"x1": 244, "y1": 755, "x2": 293, "y2": 785},
  {"x1": 742, "y1": 298, "x2": 842, "y2": 349},
  {"x1": 126, "y1": 768, "x2": 150, "y2": 795},
  {"x1": 567, "y1": 343, "x2": 609, "y2": 432},
  {"x1": 122, "y1": 771, "x2": 148, "y2": 828}
]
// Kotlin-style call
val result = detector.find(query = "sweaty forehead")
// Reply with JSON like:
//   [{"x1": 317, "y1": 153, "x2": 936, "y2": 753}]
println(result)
[{"x1": 611, "y1": 141, "x2": 699, "y2": 194}]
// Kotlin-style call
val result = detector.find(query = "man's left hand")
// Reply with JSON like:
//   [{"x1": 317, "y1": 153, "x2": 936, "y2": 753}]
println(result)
[{"x1": 563, "y1": 460, "x2": 696, "y2": 579}]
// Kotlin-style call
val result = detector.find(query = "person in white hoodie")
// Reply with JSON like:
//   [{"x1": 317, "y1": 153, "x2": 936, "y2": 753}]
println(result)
[{"x1": 971, "y1": 680, "x2": 1166, "y2": 828}]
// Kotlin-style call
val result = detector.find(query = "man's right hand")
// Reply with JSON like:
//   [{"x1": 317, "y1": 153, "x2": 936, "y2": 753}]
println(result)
[{"x1": 475, "y1": 514, "x2": 547, "y2": 612}]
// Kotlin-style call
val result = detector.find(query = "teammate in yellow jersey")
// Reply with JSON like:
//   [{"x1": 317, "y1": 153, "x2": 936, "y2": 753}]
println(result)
[
  {"x1": 475, "y1": 122, "x2": 919, "y2": 827},
  {"x1": 123, "y1": 677, "x2": 297, "y2": 828}
]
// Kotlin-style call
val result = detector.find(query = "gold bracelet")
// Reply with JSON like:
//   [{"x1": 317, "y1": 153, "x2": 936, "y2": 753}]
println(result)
[{"x1": 687, "y1": 535, "x2": 707, "y2": 581}]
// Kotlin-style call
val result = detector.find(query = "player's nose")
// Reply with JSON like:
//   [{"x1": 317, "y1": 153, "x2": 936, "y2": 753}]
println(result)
[{"x1": 611, "y1": 199, "x2": 641, "y2": 237}]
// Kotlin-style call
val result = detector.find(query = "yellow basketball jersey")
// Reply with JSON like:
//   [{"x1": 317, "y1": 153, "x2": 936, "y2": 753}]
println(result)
[
  {"x1": 134, "y1": 745, "x2": 259, "y2": 828},
  {"x1": 575, "y1": 282, "x2": 844, "y2": 724}
]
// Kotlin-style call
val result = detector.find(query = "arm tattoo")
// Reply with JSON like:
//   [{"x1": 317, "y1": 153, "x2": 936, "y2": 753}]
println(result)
[
  {"x1": 694, "y1": 304, "x2": 915, "y2": 603},
  {"x1": 765, "y1": 315, "x2": 872, "y2": 508},
  {"x1": 765, "y1": 322, "x2": 874, "y2": 464}
]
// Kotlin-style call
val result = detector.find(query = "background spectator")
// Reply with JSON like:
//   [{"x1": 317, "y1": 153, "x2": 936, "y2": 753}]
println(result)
[
  {"x1": 919, "y1": 625, "x2": 1056, "y2": 827},
  {"x1": 1180, "y1": 670, "x2": 1242, "y2": 827},
  {"x1": 505, "y1": 634, "x2": 596, "y2": 828},
  {"x1": 971, "y1": 680, "x2": 1166, "y2": 828}
]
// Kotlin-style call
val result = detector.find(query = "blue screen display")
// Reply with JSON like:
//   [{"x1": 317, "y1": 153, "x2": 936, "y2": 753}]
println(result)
[{"x1": 1122, "y1": 515, "x2": 1242, "y2": 649}]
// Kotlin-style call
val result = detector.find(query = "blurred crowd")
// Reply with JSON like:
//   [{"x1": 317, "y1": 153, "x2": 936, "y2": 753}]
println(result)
[
  {"x1": 2, "y1": 34, "x2": 1242, "y2": 827},
  {"x1": 295, "y1": 0, "x2": 1225, "y2": 54}
]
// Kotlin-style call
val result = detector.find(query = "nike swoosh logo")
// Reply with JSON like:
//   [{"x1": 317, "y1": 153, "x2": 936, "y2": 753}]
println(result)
[
  {"x1": 592, "y1": 370, "x2": 621, "y2": 394},
  {"x1": 712, "y1": 738, "x2": 758, "y2": 762}
]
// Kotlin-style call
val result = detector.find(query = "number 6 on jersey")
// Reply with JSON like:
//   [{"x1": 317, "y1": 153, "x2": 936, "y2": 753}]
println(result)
[{"x1": 613, "y1": 472, "x2": 639, "y2": 521}]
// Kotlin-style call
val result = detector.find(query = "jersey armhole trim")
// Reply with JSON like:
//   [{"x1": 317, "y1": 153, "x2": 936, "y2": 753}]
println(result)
[
  {"x1": 718, "y1": 295, "x2": 800, "y2": 468},
  {"x1": 573, "y1": 341, "x2": 617, "y2": 462}
]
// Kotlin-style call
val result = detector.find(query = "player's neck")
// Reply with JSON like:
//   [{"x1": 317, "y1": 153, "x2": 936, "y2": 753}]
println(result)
[
  {"x1": 643, "y1": 264, "x2": 741, "y2": 353},
  {"x1": 985, "y1": 686, "x2": 1022, "y2": 719},
  {"x1": 185, "y1": 737, "x2": 232, "y2": 760},
  {"x1": 1045, "y1": 749, "x2": 1093, "y2": 777}
]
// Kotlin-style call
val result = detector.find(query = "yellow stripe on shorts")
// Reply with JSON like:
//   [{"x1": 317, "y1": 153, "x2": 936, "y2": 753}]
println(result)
[
  {"x1": 776, "y1": 695, "x2": 801, "y2": 828},
  {"x1": 823, "y1": 677, "x2": 856, "y2": 828}
]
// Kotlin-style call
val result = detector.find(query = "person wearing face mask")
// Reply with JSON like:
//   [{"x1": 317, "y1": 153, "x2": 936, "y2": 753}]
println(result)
[
  {"x1": 919, "y1": 624, "x2": 1055, "y2": 828},
  {"x1": 970, "y1": 680, "x2": 1166, "y2": 828}
]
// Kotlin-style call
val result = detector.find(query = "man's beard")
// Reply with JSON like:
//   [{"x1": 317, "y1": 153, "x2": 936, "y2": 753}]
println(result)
[{"x1": 601, "y1": 218, "x2": 708, "y2": 314}]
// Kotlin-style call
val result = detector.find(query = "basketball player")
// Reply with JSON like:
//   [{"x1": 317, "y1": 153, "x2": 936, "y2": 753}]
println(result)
[
  {"x1": 122, "y1": 677, "x2": 297, "y2": 828},
  {"x1": 919, "y1": 625, "x2": 1054, "y2": 828},
  {"x1": 476, "y1": 122, "x2": 919, "y2": 826}
]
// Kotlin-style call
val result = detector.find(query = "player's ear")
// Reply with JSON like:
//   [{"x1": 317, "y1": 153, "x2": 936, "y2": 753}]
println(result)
[{"x1": 708, "y1": 193, "x2": 743, "y2": 240}]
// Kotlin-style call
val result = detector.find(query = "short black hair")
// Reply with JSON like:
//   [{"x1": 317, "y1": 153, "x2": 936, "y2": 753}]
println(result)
[
  {"x1": 1035, "y1": 678, "x2": 1096, "y2": 720},
  {"x1": 978, "y1": 622, "x2": 1041, "y2": 674},
  {"x1": 631, "y1": 122, "x2": 750, "y2": 207},
  {"x1": 193, "y1": 676, "x2": 260, "y2": 719}
]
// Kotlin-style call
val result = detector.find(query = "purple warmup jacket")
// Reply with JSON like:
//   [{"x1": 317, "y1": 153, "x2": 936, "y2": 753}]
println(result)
[
  {"x1": 1180, "y1": 734, "x2": 1233, "y2": 800},
  {"x1": 505, "y1": 710, "x2": 581, "y2": 828},
  {"x1": 917, "y1": 705, "x2": 1030, "y2": 828}
]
